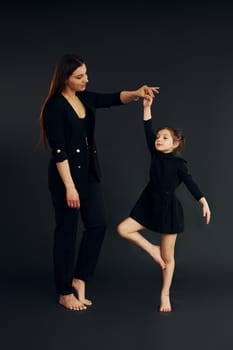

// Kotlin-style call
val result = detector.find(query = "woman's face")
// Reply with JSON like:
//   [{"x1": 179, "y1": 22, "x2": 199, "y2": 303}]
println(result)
[{"x1": 65, "y1": 64, "x2": 88, "y2": 92}]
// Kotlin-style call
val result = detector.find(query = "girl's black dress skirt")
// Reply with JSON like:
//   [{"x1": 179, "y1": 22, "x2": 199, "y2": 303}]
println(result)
[{"x1": 130, "y1": 184, "x2": 184, "y2": 234}]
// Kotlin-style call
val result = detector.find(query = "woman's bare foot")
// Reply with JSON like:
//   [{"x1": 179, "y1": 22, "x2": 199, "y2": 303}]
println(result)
[
  {"x1": 150, "y1": 245, "x2": 166, "y2": 269},
  {"x1": 160, "y1": 294, "x2": 172, "y2": 312},
  {"x1": 58, "y1": 293, "x2": 87, "y2": 311},
  {"x1": 72, "y1": 278, "x2": 93, "y2": 306}
]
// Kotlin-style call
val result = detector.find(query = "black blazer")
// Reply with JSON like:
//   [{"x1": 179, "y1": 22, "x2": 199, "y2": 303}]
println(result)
[{"x1": 43, "y1": 90, "x2": 123, "y2": 197}]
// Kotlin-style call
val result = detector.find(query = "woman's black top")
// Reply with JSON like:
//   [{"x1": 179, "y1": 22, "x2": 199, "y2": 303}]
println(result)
[{"x1": 43, "y1": 91, "x2": 123, "y2": 197}]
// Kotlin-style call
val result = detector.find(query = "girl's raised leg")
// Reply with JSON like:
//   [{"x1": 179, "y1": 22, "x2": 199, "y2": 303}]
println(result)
[{"x1": 117, "y1": 217, "x2": 166, "y2": 269}]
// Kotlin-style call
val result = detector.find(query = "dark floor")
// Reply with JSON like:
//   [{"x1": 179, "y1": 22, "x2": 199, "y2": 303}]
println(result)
[{"x1": 2, "y1": 262, "x2": 233, "y2": 350}]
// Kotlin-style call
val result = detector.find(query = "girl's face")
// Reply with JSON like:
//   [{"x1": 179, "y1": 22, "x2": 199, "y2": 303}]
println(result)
[
  {"x1": 65, "y1": 64, "x2": 88, "y2": 92},
  {"x1": 155, "y1": 128, "x2": 179, "y2": 153}
]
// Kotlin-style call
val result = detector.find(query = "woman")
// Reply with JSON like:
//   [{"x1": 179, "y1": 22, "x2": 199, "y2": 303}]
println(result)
[{"x1": 39, "y1": 53, "x2": 159, "y2": 311}]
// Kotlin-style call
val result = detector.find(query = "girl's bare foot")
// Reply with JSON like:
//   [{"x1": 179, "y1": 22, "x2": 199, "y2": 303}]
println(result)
[
  {"x1": 150, "y1": 245, "x2": 166, "y2": 269},
  {"x1": 160, "y1": 294, "x2": 172, "y2": 312},
  {"x1": 58, "y1": 294, "x2": 87, "y2": 311},
  {"x1": 72, "y1": 278, "x2": 93, "y2": 306}
]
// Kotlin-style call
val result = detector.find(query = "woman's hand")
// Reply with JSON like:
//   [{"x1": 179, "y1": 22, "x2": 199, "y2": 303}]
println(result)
[
  {"x1": 120, "y1": 85, "x2": 160, "y2": 104},
  {"x1": 56, "y1": 160, "x2": 80, "y2": 208},
  {"x1": 136, "y1": 85, "x2": 160, "y2": 100},
  {"x1": 66, "y1": 186, "x2": 80, "y2": 209}
]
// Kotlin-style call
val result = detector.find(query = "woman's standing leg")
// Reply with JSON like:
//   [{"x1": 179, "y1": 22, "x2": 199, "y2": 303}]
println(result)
[
  {"x1": 53, "y1": 202, "x2": 86, "y2": 310},
  {"x1": 72, "y1": 176, "x2": 107, "y2": 305},
  {"x1": 160, "y1": 233, "x2": 177, "y2": 312}
]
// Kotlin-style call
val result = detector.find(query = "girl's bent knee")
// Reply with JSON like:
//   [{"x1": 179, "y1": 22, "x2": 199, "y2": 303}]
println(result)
[{"x1": 117, "y1": 223, "x2": 128, "y2": 237}]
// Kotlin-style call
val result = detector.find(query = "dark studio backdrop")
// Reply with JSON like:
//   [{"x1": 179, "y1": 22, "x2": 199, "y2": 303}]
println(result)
[{"x1": 1, "y1": 1, "x2": 233, "y2": 349}]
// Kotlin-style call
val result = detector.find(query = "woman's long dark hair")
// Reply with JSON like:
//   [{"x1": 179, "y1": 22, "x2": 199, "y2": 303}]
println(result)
[{"x1": 39, "y1": 54, "x2": 85, "y2": 146}]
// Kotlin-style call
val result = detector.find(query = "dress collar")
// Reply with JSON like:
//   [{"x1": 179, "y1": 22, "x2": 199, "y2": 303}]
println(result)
[{"x1": 155, "y1": 150, "x2": 176, "y2": 159}]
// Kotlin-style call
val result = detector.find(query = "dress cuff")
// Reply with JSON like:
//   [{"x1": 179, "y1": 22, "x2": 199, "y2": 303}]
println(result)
[{"x1": 52, "y1": 148, "x2": 68, "y2": 162}]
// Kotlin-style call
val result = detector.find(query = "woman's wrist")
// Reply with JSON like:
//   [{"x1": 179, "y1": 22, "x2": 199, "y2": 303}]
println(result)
[
  {"x1": 120, "y1": 91, "x2": 140, "y2": 104},
  {"x1": 65, "y1": 183, "x2": 76, "y2": 191}
]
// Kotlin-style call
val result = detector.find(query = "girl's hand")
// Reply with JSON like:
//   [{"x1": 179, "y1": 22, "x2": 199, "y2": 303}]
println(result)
[
  {"x1": 143, "y1": 95, "x2": 153, "y2": 108},
  {"x1": 66, "y1": 186, "x2": 80, "y2": 208},
  {"x1": 202, "y1": 203, "x2": 211, "y2": 224},
  {"x1": 199, "y1": 197, "x2": 211, "y2": 224}
]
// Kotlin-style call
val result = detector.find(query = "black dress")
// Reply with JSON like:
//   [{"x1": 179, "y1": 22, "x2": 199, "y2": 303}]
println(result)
[{"x1": 130, "y1": 120, "x2": 204, "y2": 234}]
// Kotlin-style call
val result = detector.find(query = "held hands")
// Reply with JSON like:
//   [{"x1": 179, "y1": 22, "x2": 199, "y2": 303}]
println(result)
[
  {"x1": 135, "y1": 85, "x2": 160, "y2": 100},
  {"x1": 66, "y1": 186, "x2": 80, "y2": 209},
  {"x1": 120, "y1": 85, "x2": 159, "y2": 104}
]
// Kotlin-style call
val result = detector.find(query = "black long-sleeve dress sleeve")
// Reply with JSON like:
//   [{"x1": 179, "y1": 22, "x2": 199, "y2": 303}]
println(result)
[
  {"x1": 144, "y1": 119, "x2": 156, "y2": 155},
  {"x1": 178, "y1": 159, "x2": 204, "y2": 201}
]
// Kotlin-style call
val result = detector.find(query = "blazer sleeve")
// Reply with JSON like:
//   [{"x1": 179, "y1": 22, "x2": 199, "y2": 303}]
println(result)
[
  {"x1": 178, "y1": 159, "x2": 204, "y2": 201},
  {"x1": 78, "y1": 90, "x2": 123, "y2": 108},
  {"x1": 144, "y1": 119, "x2": 156, "y2": 155},
  {"x1": 43, "y1": 98, "x2": 68, "y2": 163}
]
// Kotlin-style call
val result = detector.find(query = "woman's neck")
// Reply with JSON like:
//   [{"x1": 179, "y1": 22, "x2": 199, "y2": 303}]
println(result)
[{"x1": 62, "y1": 88, "x2": 76, "y2": 99}]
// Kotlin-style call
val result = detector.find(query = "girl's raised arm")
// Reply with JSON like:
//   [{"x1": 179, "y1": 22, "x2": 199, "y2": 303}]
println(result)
[{"x1": 143, "y1": 95, "x2": 156, "y2": 154}]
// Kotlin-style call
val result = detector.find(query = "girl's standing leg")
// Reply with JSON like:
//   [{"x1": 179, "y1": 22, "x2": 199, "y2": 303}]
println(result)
[
  {"x1": 117, "y1": 217, "x2": 166, "y2": 269},
  {"x1": 160, "y1": 233, "x2": 177, "y2": 312}
]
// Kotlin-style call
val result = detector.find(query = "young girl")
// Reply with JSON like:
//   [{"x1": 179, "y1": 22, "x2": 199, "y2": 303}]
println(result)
[{"x1": 117, "y1": 93, "x2": 211, "y2": 312}]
